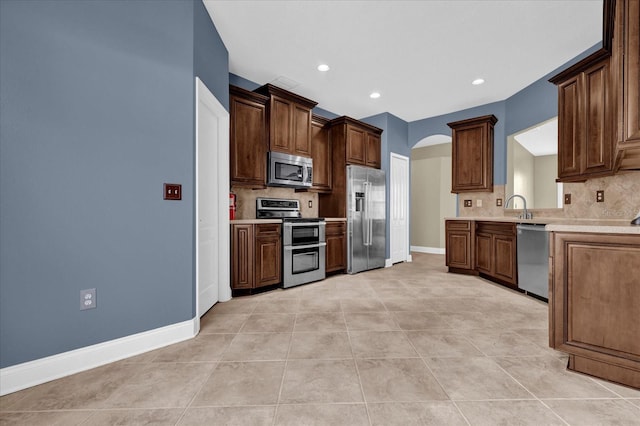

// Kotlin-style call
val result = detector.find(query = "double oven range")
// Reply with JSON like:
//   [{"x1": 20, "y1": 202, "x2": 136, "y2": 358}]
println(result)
[{"x1": 256, "y1": 198, "x2": 326, "y2": 288}]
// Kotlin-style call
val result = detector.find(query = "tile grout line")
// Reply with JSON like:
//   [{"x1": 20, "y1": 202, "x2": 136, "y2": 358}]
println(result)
[
  {"x1": 271, "y1": 310, "x2": 297, "y2": 426},
  {"x1": 396, "y1": 297, "x2": 473, "y2": 426},
  {"x1": 343, "y1": 307, "x2": 375, "y2": 426}
]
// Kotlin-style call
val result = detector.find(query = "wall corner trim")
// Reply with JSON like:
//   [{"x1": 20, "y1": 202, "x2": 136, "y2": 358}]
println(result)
[{"x1": 0, "y1": 318, "x2": 198, "y2": 396}]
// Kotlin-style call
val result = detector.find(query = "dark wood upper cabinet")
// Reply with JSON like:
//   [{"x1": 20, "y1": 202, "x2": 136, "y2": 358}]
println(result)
[
  {"x1": 329, "y1": 116, "x2": 382, "y2": 169},
  {"x1": 229, "y1": 85, "x2": 269, "y2": 188},
  {"x1": 447, "y1": 115, "x2": 497, "y2": 193},
  {"x1": 254, "y1": 84, "x2": 318, "y2": 157},
  {"x1": 552, "y1": 0, "x2": 640, "y2": 175},
  {"x1": 551, "y1": 51, "x2": 615, "y2": 181},
  {"x1": 614, "y1": 0, "x2": 640, "y2": 170},
  {"x1": 318, "y1": 116, "x2": 383, "y2": 218},
  {"x1": 310, "y1": 115, "x2": 332, "y2": 192}
]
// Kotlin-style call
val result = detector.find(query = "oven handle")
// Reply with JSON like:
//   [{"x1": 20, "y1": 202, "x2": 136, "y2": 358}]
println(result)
[
  {"x1": 283, "y1": 222, "x2": 327, "y2": 228},
  {"x1": 283, "y1": 242, "x2": 327, "y2": 251}
]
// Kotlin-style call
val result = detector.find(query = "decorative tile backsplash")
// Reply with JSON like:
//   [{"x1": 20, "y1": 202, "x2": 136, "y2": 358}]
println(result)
[
  {"x1": 457, "y1": 172, "x2": 640, "y2": 220},
  {"x1": 231, "y1": 186, "x2": 319, "y2": 219}
]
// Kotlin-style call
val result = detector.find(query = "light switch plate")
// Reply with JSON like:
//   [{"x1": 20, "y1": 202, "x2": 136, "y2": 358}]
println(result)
[{"x1": 564, "y1": 194, "x2": 571, "y2": 204}]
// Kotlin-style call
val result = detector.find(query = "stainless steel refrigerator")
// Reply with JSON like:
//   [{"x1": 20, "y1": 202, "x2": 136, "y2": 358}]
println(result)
[{"x1": 347, "y1": 165, "x2": 386, "y2": 274}]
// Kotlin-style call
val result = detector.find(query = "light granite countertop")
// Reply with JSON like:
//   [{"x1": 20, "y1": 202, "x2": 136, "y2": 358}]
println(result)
[{"x1": 445, "y1": 217, "x2": 640, "y2": 234}]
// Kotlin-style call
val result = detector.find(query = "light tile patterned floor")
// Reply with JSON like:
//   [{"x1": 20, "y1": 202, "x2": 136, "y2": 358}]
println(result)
[{"x1": 1, "y1": 253, "x2": 639, "y2": 425}]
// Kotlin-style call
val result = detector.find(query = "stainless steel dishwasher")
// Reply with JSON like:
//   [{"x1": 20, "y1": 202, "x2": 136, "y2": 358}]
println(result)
[{"x1": 516, "y1": 224, "x2": 549, "y2": 300}]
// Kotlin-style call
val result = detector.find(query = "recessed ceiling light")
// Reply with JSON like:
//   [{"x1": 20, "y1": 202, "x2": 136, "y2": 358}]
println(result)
[
  {"x1": 370, "y1": 92, "x2": 381, "y2": 99},
  {"x1": 472, "y1": 78, "x2": 485, "y2": 86},
  {"x1": 317, "y1": 64, "x2": 330, "y2": 72}
]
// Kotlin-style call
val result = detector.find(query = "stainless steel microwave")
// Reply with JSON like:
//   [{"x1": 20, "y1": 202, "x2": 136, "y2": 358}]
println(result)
[{"x1": 268, "y1": 151, "x2": 313, "y2": 188}]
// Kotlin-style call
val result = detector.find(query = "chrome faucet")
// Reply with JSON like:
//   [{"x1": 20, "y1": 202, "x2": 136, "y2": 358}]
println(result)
[{"x1": 505, "y1": 194, "x2": 533, "y2": 219}]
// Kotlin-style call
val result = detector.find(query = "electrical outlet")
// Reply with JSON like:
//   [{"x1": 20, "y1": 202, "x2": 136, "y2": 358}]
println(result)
[
  {"x1": 564, "y1": 194, "x2": 572, "y2": 205},
  {"x1": 164, "y1": 183, "x2": 182, "y2": 200},
  {"x1": 596, "y1": 190, "x2": 604, "y2": 202},
  {"x1": 464, "y1": 199, "x2": 472, "y2": 207},
  {"x1": 80, "y1": 288, "x2": 96, "y2": 310},
  {"x1": 496, "y1": 198, "x2": 503, "y2": 207},
  {"x1": 308, "y1": 200, "x2": 312, "y2": 208},
  {"x1": 476, "y1": 199, "x2": 483, "y2": 207}
]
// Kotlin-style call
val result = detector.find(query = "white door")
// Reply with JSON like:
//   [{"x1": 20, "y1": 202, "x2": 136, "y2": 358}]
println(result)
[
  {"x1": 390, "y1": 153, "x2": 410, "y2": 264},
  {"x1": 196, "y1": 78, "x2": 231, "y2": 321}
]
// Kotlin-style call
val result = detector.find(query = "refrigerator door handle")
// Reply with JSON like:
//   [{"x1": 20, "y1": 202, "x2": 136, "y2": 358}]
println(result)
[
  {"x1": 366, "y1": 181, "x2": 372, "y2": 246},
  {"x1": 362, "y1": 181, "x2": 369, "y2": 246}
]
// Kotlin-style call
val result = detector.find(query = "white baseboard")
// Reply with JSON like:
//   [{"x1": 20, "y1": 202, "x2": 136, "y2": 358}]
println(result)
[
  {"x1": 410, "y1": 246, "x2": 445, "y2": 255},
  {"x1": 0, "y1": 318, "x2": 198, "y2": 396}
]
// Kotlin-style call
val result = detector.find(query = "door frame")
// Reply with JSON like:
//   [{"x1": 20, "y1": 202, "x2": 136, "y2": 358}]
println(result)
[
  {"x1": 389, "y1": 152, "x2": 411, "y2": 264},
  {"x1": 195, "y1": 77, "x2": 231, "y2": 332}
]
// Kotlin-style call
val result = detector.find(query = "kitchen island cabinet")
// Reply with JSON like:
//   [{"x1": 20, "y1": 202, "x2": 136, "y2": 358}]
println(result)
[
  {"x1": 231, "y1": 223, "x2": 282, "y2": 291},
  {"x1": 549, "y1": 230, "x2": 640, "y2": 389}
]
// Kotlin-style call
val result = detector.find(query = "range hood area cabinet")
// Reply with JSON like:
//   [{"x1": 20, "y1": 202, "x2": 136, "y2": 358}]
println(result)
[
  {"x1": 254, "y1": 84, "x2": 318, "y2": 157},
  {"x1": 229, "y1": 85, "x2": 269, "y2": 188},
  {"x1": 447, "y1": 115, "x2": 497, "y2": 193},
  {"x1": 550, "y1": 0, "x2": 640, "y2": 177}
]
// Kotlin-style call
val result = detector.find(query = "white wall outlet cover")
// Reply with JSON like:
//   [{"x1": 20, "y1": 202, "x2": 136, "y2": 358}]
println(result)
[{"x1": 476, "y1": 199, "x2": 483, "y2": 207}]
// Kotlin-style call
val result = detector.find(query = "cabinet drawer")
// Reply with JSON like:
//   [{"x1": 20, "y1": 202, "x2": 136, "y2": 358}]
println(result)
[
  {"x1": 256, "y1": 223, "x2": 281, "y2": 236},
  {"x1": 326, "y1": 221, "x2": 346, "y2": 236},
  {"x1": 476, "y1": 221, "x2": 515, "y2": 236},
  {"x1": 446, "y1": 220, "x2": 472, "y2": 231}
]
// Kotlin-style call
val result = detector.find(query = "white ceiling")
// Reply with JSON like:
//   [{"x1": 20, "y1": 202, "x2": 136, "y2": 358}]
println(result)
[
  {"x1": 204, "y1": 0, "x2": 603, "y2": 122},
  {"x1": 514, "y1": 116, "x2": 558, "y2": 156}
]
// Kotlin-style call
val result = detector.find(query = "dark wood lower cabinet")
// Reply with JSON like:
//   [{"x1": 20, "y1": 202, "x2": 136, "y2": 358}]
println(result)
[
  {"x1": 549, "y1": 232, "x2": 640, "y2": 389},
  {"x1": 326, "y1": 221, "x2": 346, "y2": 273},
  {"x1": 231, "y1": 223, "x2": 281, "y2": 291},
  {"x1": 445, "y1": 220, "x2": 476, "y2": 273},
  {"x1": 445, "y1": 220, "x2": 517, "y2": 288},
  {"x1": 475, "y1": 221, "x2": 517, "y2": 288}
]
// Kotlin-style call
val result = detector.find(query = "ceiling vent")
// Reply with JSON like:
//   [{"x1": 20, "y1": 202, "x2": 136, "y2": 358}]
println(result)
[{"x1": 270, "y1": 76, "x2": 300, "y2": 91}]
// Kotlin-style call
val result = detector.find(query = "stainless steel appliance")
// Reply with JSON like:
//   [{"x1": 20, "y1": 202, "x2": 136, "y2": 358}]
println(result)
[
  {"x1": 256, "y1": 198, "x2": 326, "y2": 288},
  {"x1": 516, "y1": 223, "x2": 549, "y2": 300},
  {"x1": 347, "y1": 165, "x2": 386, "y2": 274},
  {"x1": 268, "y1": 151, "x2": 313, "y2": 188}
]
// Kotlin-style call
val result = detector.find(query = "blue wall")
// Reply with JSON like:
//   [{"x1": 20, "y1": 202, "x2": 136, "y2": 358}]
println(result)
[
  {"x1": 361, "y1": 113, "x2": 410, "y2": 258},
  {"x1": 0, "y1": 0, "x2": 228, "y2": 368},
  {"x1": 408, "y1": 43, "x2": 602, "y2": 186}
]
